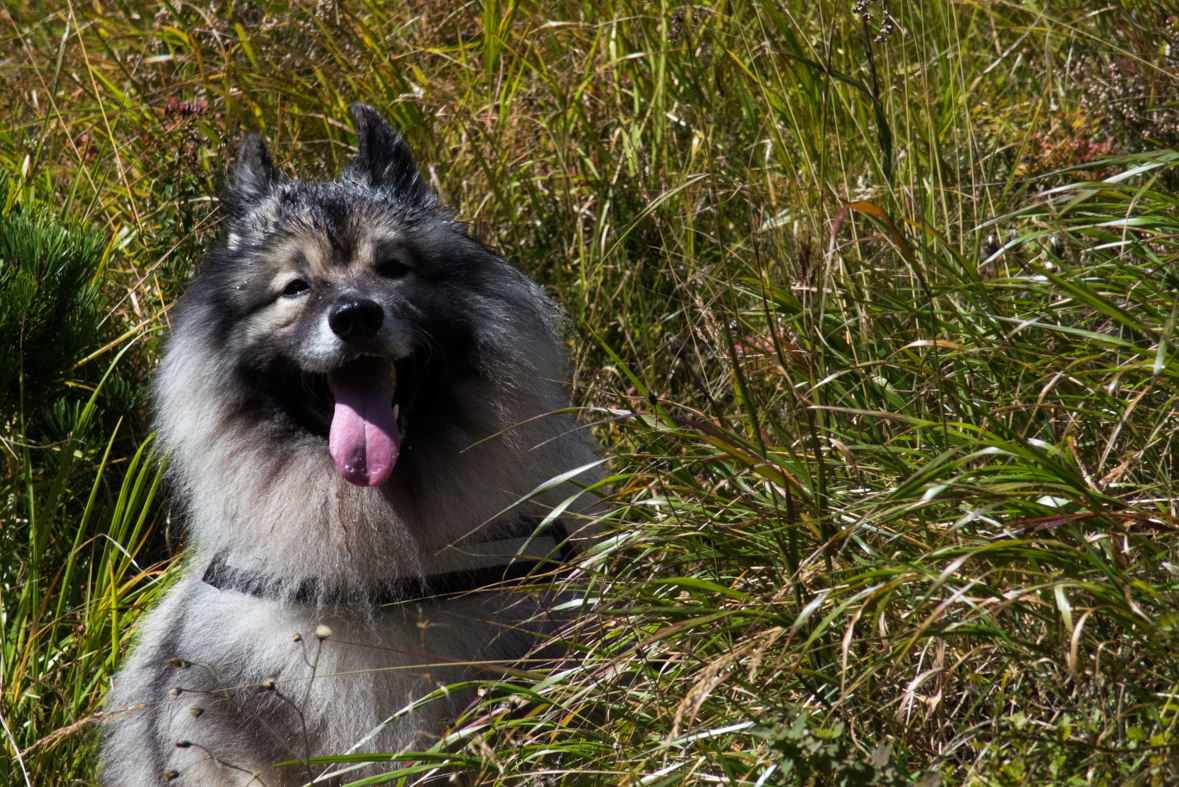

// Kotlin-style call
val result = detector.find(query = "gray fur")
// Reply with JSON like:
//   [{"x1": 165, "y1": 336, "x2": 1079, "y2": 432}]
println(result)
[{"x1": 100, "y1": 105, "x2": 598, "y2": 786}]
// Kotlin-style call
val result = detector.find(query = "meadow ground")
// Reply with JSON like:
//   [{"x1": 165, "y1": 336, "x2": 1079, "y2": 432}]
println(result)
[{"x1": 3, "y1": 0, "x2": 1179, "y2": 784}]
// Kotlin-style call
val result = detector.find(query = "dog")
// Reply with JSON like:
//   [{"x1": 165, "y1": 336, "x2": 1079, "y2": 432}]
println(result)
[{"x1": 100, "y1": 104, "x2": 600, "y2": 786}]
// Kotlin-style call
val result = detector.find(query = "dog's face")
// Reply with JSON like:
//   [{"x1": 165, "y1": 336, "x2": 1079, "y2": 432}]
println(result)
[
  {"x1": 210, "y1": 143, "x2": 492, "y2": 488},
  {"x1": 154, "y1": 106, "x2": 594, "y2": 576},
  {"x1": 186, "y1": 106, "x2": 547, "y2": 490},
  {"x1": 230, "y1": 226, "x2": 410, "y2": 485}
]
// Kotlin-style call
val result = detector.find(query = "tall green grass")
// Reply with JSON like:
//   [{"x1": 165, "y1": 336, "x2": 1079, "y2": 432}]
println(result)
[{"x1": 3, "y1": 0, "x2": 1178, "y2": 783}]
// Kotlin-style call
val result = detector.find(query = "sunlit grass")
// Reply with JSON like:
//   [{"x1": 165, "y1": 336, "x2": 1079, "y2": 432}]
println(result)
[{"x1": 2, "y1": 0, "x2": 1178, "y2": 784}]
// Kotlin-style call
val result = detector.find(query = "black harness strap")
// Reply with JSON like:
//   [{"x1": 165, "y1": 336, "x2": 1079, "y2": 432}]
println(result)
[{"x1": 201, "y1": 518, "x2": 574, "y2": 605}]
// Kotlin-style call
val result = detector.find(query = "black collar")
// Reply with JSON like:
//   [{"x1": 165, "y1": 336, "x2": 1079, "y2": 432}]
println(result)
[{"x1": 201, "y1": 518, "x2": 573, "y2": 605}]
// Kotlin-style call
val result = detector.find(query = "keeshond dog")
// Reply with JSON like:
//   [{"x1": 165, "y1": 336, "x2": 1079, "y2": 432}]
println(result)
[{"x1": 100, "y1": 104, "x2": 599, "y2": 786}]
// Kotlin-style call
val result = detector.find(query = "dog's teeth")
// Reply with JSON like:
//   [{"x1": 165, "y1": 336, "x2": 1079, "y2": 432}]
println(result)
[{"x1": 393, "y1": 403, "x2": 400, "y2": 421}]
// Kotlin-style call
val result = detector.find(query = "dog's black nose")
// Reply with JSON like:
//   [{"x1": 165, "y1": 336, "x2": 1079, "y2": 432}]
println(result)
[{"x1": 329, "y1": 299, "x2": 384, "y2": 341}]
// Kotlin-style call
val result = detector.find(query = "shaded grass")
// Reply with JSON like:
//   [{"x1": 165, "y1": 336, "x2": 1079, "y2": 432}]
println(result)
[{"x1": 2, "y1": 0, "x2": 1179, "y2": 783}]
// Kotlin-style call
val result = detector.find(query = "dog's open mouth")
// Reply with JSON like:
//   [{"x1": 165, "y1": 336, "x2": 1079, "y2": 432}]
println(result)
[{"x1": 326, "y1": 357, "x2": 401, "y2": 487}]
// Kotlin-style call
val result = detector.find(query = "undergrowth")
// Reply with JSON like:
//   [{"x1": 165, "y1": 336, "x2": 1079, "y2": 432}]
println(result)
[{"x1": 2, "y1": 0, "x2": 1178, "y2": 784}]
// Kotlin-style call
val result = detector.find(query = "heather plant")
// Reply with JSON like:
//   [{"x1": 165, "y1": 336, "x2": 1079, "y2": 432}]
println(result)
[{"x1": 3, "y1": 0, "x2": 1179, "y2": 784}]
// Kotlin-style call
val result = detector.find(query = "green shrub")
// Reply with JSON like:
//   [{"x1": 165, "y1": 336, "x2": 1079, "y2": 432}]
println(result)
[{"x1": 0, "y1": 173, "x2": 108, "y2": 430}]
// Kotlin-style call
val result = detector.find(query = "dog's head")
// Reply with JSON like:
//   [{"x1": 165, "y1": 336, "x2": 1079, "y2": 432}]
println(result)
[
  {"x1": 209, "y1": 105, "x2": 522, "y2": 488},
  {"x1": 155, "y1": 106, "x2": 596, "y2": 576}
]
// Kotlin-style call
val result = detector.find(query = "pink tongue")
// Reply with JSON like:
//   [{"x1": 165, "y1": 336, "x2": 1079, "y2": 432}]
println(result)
[{"x1": 328, "y1": 358, "x2": 400, "y2": 487}]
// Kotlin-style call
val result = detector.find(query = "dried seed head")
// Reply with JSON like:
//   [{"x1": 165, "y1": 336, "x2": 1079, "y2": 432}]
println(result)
[
  {"x1": 261, "y1": 678, "x2": 277, "y2": 690},
  {"x1": 190, "y1": 707, "x2": 204, "y2": 718},
  {"x1": 163, "y1": 771, "x2": 180, "y2": 782},
  {"x1": 984, "y1": 234, "x2": 1000, "y2": 259},
  {"x1": 292, "y1": 633, "x2": 302, "y2": 642},
  {"x1": 167, "y1": 687, "x2": 183, "y2": 698},
  {"x1": 169, "y1": 658, "x2": 190, "y2": 669},
  {"x1": 315, "y1": 625, "x2": 331, "y2": 640},
  {"x1": 175, "y1": 740, "x2": 192, "y2": 748}
]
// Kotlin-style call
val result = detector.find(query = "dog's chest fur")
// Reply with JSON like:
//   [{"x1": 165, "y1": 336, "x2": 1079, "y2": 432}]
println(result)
[{"x1": 103, "y1": 571, "x2": 559, "y2": 785}]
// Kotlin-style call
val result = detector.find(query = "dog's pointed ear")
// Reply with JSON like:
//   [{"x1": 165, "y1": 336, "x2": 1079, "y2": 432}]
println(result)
[
  {"x1": 350, "y1": 104, "x2": 429, "y2": 204},
  {"x1": 231, "y1": 134, "x2": 277, "y2": 212}
]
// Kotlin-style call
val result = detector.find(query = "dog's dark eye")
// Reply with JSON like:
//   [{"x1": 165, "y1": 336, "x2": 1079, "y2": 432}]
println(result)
[
  {"x1": 378, "y1": 258, "x2": 410, "y2": 279},
  {"x1": 281, "y1": 279, "x2": 311, "y2": 297}
]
